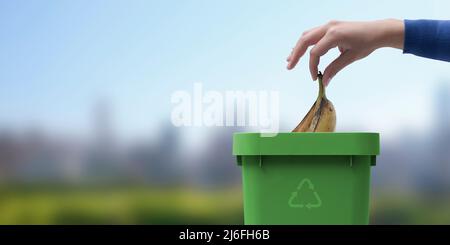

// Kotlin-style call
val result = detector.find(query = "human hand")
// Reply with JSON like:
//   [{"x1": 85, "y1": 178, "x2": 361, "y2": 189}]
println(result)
[{"x1": 286, "y1": 19, "x2": 404, "y2": 86}]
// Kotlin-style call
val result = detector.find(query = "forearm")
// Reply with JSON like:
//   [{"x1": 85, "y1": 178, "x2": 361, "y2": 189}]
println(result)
[{"x1": 403, "y1": 19, "x2": 450, "y2": 62}]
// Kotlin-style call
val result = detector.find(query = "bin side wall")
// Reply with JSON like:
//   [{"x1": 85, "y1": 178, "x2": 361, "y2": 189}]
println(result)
[{"x1": 241, "y1": 155, "x2": 372, "y2": 225}]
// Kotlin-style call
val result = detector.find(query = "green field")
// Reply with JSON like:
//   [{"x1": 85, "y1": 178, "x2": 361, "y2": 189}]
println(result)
[
  {"x1": 0, "y1": 185, "x2": 244, "y2": 224},
  {"x1": 1, "y1": 185, "x2": 450, "y2": 224}
]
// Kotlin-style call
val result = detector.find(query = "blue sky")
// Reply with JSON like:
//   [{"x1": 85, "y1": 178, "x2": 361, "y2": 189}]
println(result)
[{"x1": 1, "y1": 0, "x2": 449, "y2": 141}]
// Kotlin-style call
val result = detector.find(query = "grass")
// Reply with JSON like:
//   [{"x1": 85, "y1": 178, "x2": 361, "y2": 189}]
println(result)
[
  {"x1": 0, "y1": 185, "x2": 244, "y2": 224},
  {"x1": 371, "y1": 191, "x2": 450, "y2": 224},
  {"x1": 1, "y1": 185, "x2": 450, "y2": 224}
]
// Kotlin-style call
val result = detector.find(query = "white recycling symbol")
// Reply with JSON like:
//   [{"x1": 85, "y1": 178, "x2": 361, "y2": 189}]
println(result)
[{"x1": 288, "y1": 178, "x2": 322, "y2": 209}]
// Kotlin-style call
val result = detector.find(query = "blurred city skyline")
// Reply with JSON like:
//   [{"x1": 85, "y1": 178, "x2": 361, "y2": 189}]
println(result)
[{"x1": 0, "y1": 80, "x2": 449, "y2": 185}]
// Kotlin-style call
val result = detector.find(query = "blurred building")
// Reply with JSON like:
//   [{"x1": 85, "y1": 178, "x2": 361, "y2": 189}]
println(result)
[
  {"x1": 83, "y1": 99, "x2": 125, "y2": 182},
  {"x1": 0, "y1": 130, "x2": 21, "y2": 182},
  {"x1": 373, "y1": 81, "x2": 450, "y2": 196},
  {"x1": 427, "y1": 82, "x2": 450, "y2": 193},
  {"x1": 195, "y1": 127, "x2": 242, "y2": 188},
  {"x1": 126, "y1": 123, "x2": 184, "y2": 186}
]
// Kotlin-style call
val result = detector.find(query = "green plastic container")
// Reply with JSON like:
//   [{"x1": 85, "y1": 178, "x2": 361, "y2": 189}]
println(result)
[{"x1": 233, "y1": 132, "x2": 380, "y2": 225}]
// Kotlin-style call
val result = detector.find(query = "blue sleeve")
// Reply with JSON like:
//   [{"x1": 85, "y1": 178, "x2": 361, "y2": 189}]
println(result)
[{"x1": 403, "y1": 19, "x2": 450, "y2": 62}]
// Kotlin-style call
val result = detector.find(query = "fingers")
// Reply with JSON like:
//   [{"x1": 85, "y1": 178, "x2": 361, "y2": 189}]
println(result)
[
  {"x1": 322, "y1": 51, "x2": 356, "y2": 86},
  {"x1": 286, "y1": 48, "x2": 294, "y2": 61},
  {"x1": 286, "y1": 27, "x2": 315, "y2": 62},
  {"x1": 308, "y1": 32, "x2": 338, "y2": 80},
  {"x1": 287, "y1": 25, "x2": 327, "y2": 70}
]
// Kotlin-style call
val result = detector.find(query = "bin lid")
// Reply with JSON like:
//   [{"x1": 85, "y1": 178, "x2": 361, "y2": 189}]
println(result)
[{"x1": 233, "y1": 132, "x2": 379, "y2": 156}]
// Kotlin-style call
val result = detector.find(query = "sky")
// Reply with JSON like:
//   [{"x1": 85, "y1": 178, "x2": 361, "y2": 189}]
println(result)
[{"x1": 1, "y1": 0, "x2": 450, "y2": 142}]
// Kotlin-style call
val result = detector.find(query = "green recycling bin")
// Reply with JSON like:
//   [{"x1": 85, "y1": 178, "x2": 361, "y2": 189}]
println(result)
[{"x1": 233, "y1": 132, "x2": 380, "y2": 225}]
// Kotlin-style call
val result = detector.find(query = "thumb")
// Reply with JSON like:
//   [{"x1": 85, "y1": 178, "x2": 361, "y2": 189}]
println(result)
[{"x1": 323, "y1": 51, "x2": 356, "y2": 86}]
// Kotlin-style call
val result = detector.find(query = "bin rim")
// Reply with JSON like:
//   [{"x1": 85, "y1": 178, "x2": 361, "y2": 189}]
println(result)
[{"x1": 233, "y1": 132, "x2": 379, "y2": 156}]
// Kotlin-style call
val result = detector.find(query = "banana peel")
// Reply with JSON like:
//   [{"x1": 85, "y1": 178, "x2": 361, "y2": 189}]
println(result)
[{"x1": 292, "y1": 72, "x2": 336, "y2": 132}]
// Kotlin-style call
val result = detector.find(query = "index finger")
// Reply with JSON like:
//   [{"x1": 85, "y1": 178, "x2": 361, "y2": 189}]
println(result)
[{"x1": 287, "y1": 25, "x2": 328, "y2": 70}]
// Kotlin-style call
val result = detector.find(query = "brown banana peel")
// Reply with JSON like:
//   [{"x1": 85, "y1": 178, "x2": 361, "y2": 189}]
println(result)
[{"x1": 292, "y1": 72, "x2": 336, "y2": 132}]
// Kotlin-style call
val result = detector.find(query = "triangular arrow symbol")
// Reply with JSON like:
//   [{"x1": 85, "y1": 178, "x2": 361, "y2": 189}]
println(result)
[{"x1": 288, "y1": 178, "x2": 322, "y2": 209}]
